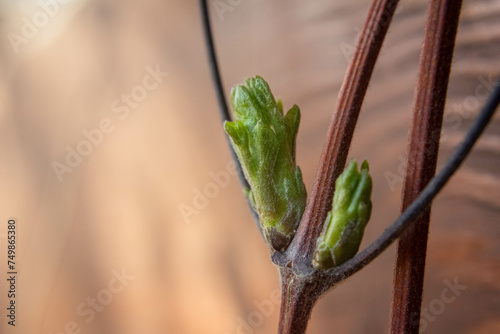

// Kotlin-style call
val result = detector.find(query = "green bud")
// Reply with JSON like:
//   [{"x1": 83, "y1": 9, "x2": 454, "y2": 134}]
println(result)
[
  {"x1": 313, "y1": 160, "x2": 373, "y2": 269},
  {"x1": 224, "y1": 76, "x2": 307, "y2": 251}
]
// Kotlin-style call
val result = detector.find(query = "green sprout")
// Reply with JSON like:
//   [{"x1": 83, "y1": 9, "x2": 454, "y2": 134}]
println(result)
[
  {"x1": 224, "y1": 76, "x2": 307, "y2": 251},
  {"x1": 313, "y1": 160, "x2": 373, "y2": 269}
]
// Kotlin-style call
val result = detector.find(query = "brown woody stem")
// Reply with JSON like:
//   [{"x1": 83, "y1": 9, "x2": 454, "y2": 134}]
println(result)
[
  {"x1": 277, "y1": 268, "x2": 325, "y2": 334},
  {"x1": 390, "y1": 1, "x2": 462, "y2": 333}
]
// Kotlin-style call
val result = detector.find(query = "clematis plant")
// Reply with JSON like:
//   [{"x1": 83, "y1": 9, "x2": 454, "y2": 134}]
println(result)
[{"x1": 200, "y1": 0, "x2": 480, "y2": 332}]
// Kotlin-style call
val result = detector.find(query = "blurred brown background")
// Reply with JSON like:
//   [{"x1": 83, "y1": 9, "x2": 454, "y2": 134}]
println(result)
[{"x1": 0, "y1": 0, "x2": 499, "y2": 333}]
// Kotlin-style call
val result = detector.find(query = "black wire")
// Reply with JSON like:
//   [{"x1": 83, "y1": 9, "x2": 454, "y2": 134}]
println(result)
[
  {"x1": 199, "y1": 0, "x2": 262, "y2": 230},
  {"x1": 331, "y1": 76, "x2": 500, "y2": 281},
  {"x1": 200, "y1": 0, "x2": 231, "y2": 123}
]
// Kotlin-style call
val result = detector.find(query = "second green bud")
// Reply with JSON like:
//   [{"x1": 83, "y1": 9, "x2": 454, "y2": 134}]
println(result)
[{"x1": 313, "y1": 160, "x2": 373, "y2": 269}]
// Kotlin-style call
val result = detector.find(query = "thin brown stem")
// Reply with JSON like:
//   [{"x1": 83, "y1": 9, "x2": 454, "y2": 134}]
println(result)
[
  {"x1": 288, "y1": 0, "x2": 399, "y2": 264},
  {"x1": 276, "y1": 0, "x2": 400, "y2": 332},
  {"x1": 277, "y1": 269, "x2": 324, "y2": 334},
  {"x1": 390, "y1": 1, "x2": 463, "y2": 333}
]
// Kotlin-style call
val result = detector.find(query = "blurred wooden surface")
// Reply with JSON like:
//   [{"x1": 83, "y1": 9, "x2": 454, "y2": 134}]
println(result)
[{"x1": 0, "y1": 0, "x2": 499, "y2": 333}]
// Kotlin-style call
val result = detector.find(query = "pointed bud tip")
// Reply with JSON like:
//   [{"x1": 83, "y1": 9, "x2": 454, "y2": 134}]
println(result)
[
  {"x1": 224, "y1": 121, "x2": 246, "y2": 146},
  {"x1": 361, "y1": 160, "x2": 369, "y2": 172},
  {"x1": 231, "y1": 84, "x2": 252, "y2": 108},
  {"x1": 348, "y1": 159, "x2": 358, "y2": 170}
]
